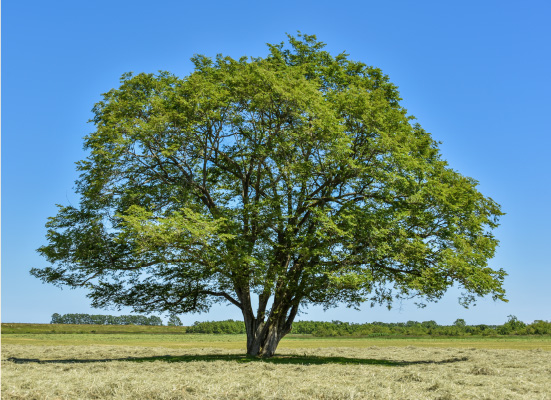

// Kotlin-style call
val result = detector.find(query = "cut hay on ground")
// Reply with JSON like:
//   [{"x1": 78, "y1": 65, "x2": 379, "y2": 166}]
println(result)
[{"x1": 2, "y1": 344, "x2": 550, "y2": 399}]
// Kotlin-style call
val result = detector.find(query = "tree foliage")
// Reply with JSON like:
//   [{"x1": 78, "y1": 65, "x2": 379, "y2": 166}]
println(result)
[
  {"x1": 157, "y1": 317, "x2": 551, "y2": 336},
  {"x1": 50, "y1": 313, "x2": 163, "y2": 325},
  {"x1": 167, "y1": 314, "x2": 183, "y2": 326},
  {"x1": 291, "y1": 317, "x2": 551, "y2": 337},
  {"x1": 186, "y1": 319, "x2": 246, "y2": 334},
  {"x1": 32, "y1": 33, "x2": 506, "y2": 356}
]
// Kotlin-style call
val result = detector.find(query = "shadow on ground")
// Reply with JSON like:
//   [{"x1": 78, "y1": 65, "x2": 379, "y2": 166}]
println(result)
[{"x1": 5, "y1": 354, "x2": 469, "y2": 366}]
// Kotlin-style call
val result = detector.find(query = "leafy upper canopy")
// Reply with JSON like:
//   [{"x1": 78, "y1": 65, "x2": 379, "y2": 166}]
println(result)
[{"x1": 32, "y1": 34, "x2": 506, "y2": 317}]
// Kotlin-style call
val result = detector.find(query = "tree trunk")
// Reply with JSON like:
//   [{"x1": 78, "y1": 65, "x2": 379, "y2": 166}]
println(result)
[
  {"x1": 243, "y1": 311, "x2": 263, "y2": 356},
  {"x1": 258, "y1": 321, "x2": 285, "y2": 357},
  {"x1": 243, "y1": 303, "x2": 297, "y2": 357}
]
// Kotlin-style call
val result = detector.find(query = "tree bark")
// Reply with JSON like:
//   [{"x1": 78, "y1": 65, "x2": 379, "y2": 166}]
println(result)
[
  {"x1": 243, "y1": 311, "x2": 263, "y2": 356},
  {"x1": 258, "y1": 321, "x2": 284, "y2": 357},
  {"x1": 243, "y1": 302, "x2": 297, "y2": 357}
]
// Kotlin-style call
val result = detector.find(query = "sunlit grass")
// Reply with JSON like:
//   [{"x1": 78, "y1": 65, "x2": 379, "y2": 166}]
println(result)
[
  {"x1": 1, "y1": 323, "x2": 186, "y2": 335},
  {"x1": 2, "y1": 343, "x2": 550, "y2": 399},
  {"x1": 3, "y1": 332, "x2": 550, "y2": 350}
]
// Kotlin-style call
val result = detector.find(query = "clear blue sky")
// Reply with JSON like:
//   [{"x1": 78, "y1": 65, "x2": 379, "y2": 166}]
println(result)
[{"x1": 2, "y1": 0, "x2": 550, "y2": 325}]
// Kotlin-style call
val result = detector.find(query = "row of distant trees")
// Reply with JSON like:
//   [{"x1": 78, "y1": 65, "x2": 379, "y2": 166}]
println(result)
[
  {"x1": 186, "y1": 316, "x2": 551, "y2": 336},
  {"x1": 50, "y1": 314, "x2": 551, "y2": 336},
  {"x1": 50, "y1": 313, "x2": 182, "y2": 326},
  {"x1": 290, "y1": 316, "x2": 551, "y2": 336}
]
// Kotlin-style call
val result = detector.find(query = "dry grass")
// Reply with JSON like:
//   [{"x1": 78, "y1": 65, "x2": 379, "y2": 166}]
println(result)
[
  {"x1": 2, "y1": 341, "x2": 550, "y2": 399},
  {"x1": 3, "y1": 333, "x2": 551, "y2": 350}
]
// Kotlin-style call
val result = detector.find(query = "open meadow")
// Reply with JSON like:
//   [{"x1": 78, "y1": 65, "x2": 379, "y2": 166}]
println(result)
[{"x1": 2, "y1": 326, "x2": 550, "y2": 399}]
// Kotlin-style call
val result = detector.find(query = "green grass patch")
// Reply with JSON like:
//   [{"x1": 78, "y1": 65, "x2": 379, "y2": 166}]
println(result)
[
  {"x1": 1, "y1": 323, "x2": 186, "y2": 335},
  {"x1": 1, "y1": 333, "x2": 246, "y2": 349}
]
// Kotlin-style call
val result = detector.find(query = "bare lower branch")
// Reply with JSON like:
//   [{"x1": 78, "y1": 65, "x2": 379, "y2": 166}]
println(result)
[{"x1": 202, "y1": 290, "x2": 243, "y2": 310}]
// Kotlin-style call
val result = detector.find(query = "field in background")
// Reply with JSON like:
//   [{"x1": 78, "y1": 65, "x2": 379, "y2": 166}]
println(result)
[
  {"x1": 3, "y1": 323, "x2": 551, "y2": 351},
  {"x1": 1, "y1": 323, "x2": 186, "y2": 334},
  {"x1": 3, "y1": 332, "x2": 551, "y2": 351}
]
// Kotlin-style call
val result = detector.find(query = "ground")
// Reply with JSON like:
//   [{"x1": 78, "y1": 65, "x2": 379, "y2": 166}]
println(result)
[{"x1": 2, "y1": 333, "x2": 550, "y2": 399}]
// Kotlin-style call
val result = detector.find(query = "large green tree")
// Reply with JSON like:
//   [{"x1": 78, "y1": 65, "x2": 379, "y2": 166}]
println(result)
[{"x1": 32, "y1": 34, "x2": 506, "y2": 357}]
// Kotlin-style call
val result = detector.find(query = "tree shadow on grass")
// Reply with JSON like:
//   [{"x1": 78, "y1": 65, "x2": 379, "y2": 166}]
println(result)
[{"x1": 5, "y1": 354, "x2": 469, "y2": 366}]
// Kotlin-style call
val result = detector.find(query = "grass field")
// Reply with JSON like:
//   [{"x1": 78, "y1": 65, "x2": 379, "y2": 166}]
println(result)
[
  {"x1": 3, "y1": 332, "x2": 551, "y2": 351},
  {"x1": 2, "y1": 326, "x2": 550, "y2": 399},
  {"x1": 1, "y1": 323, "x2": 187, "y2": 335}
]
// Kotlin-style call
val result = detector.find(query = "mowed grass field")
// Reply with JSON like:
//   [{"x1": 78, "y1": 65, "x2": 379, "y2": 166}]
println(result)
[{"x1": 2, "y1": 325, "x2": 550, "y2": 399}]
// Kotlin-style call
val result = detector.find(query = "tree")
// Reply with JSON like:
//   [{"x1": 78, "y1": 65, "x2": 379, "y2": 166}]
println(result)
[
  {"x1": 50, "y1": 313, "x2": 62, "y2": 324},
  {"x1": 167, "y1": 314, "x2": 183, "y2": 326},
  {"x1": 148, "y1": 315, "x2": 164, "y2": 326},
  {"x1": 31, "y1": 33, "x2": 506, "y2": 357},
  {"x1": 454, "y1": 318, "x2": 467, "y2": 327},
  {"x1": 498, "y1": 315, "x2": 526, "y2": 334}
]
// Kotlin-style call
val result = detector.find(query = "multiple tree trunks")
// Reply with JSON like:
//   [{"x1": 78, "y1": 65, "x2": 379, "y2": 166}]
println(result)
[{"x1": 244, "y1": 306, "x2": 294, "y2": 357}]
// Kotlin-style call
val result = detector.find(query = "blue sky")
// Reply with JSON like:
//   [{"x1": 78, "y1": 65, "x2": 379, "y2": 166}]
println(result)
[{"x1": 2, "y1": 0, "x2": 550, "y2": 325}]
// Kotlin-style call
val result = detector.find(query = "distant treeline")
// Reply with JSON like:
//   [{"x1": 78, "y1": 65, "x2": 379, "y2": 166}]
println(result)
[
  {"x1": 186, "y1": 316, "x2": 551, "y2": 336},
  {"x1": 49, "y1": 314, "x2": 551, "y2": 336},
  {"x1": 51, "y1": 313, "x2": 163, "y2": 326}
]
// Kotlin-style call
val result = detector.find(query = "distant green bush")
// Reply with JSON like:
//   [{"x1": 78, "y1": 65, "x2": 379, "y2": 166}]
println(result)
[
  {"x1": 524, "y1": 320, "x2": 551, "y2": 335},
  {"x1": 186, "y1": 320, "x2": 246, "y2": 334}
]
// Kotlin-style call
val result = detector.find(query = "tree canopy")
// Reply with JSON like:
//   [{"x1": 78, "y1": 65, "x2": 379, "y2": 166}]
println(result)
[{"x1": 32, "y1": 33, "x2": 506, "y2": 357}]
